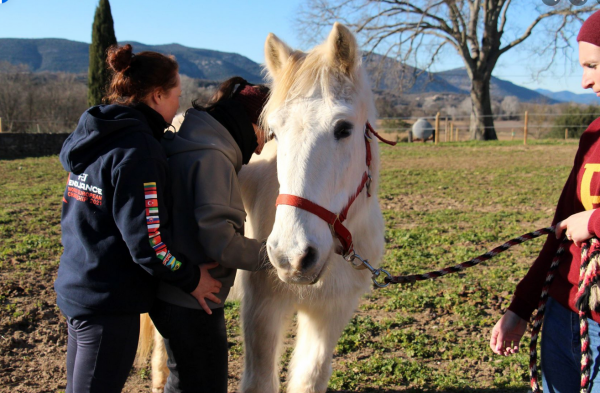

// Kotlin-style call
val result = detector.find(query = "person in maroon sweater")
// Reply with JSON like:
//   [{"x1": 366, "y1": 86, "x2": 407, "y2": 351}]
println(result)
[{"x1": 490, "y1": 10, "x2": 600, "y2": 391}]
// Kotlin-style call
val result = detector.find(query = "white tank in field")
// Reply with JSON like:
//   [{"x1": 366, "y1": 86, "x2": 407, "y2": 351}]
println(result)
[{"x1": 411, "y1": 118, "x2": 434, "y2": 140}]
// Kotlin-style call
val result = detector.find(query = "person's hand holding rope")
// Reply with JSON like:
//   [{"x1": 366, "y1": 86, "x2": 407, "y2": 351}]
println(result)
[{"x1": 555, "y1": 209, "x2": 596, "y2": 247}]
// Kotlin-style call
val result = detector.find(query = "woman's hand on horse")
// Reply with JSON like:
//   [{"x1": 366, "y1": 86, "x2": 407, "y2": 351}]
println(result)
[
  {"x1": 489, "y1": 310, "x2": 528, "y2": 356},
  {"x1": 190, "y1": 262, "x2": 222, "y2": 315},
  {"x1": 555, "y1": 209, "x2": 595, "y2": 247}
]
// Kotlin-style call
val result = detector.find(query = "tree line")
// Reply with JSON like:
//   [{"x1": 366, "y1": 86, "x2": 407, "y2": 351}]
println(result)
[
  {"x1": 0, "y1": 63, "x2": 214, "y2": 133},
  {"x1": 0, "y1": 62, "x2": 88, "y2": 133}
]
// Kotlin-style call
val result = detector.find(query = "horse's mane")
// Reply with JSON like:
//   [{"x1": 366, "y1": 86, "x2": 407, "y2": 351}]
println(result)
[{"x1": 260, "y1": 41, "x2": 373, "y2": 131}]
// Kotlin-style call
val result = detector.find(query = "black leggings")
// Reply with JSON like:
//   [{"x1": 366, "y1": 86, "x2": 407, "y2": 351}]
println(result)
[
  {"x1": 65, "y1": 313, "x2": 140, "y2": 393},
  {"x1": 149, "y1": 299, "x2": 228, "y2": 393}
]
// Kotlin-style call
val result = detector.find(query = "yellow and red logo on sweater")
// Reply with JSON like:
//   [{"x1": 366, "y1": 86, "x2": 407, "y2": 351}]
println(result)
[{"x1": 581, "y1": 164, "x2": 600, "y2": 210}]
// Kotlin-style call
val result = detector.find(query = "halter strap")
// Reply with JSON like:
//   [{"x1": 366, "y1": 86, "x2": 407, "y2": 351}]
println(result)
[
  {"x1": 367, "y1": 122, "x2": 397, "y2": 146},
  {"x1": 275, "y1": 122, "x2": 395, "y2": 257}
]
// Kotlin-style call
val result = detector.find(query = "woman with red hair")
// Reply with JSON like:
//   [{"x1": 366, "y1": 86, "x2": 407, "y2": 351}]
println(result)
[{"x1": 56, "y1": 44, "x2": 221, "y2": 393}]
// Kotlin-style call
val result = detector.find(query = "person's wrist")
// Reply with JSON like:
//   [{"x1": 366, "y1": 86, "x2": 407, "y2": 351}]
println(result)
[{"x1": 587, "y1": 209, "x2": 600, "y2": 237}]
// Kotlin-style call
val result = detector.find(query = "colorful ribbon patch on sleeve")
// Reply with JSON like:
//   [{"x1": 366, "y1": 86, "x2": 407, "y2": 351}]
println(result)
[{"x1": 144, "y1": 182, "x2": 181, "y2": 271}]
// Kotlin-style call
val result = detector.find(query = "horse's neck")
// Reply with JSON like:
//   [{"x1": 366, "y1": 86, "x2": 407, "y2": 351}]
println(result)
[{"x1": 239, "y1": 141, "x2": 280, "y2": 241}]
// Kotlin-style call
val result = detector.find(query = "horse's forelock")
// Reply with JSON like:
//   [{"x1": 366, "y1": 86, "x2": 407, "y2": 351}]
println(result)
[{"x1": 260, "y1": 43, "x2": 369, "y2": 133}]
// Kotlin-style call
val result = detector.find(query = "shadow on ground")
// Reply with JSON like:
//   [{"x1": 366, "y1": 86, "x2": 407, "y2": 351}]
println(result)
[{"x1": 327, "y1": 388, "x2": 529, "y2": 393}]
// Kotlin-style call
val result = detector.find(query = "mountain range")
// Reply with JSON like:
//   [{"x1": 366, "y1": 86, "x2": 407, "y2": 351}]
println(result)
[
  {"x1": 0, "y1": 38, "x2": 264, "y2": 83},
  {"x1": 535, "y1": 88, "x2": 598, "y2": 105},
  {"x1": 0, "y1": 37, "x2": 597, "y2": 105}
]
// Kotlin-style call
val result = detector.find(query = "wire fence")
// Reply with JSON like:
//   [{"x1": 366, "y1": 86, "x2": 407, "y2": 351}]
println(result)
[
  {"x1": 0, "y1": 117, "x2": 77, "y2": 134},
  {"x1": 2, "y1": 111, "x2": 599, "y2": 141},
  {"x1": 376, "y1": 111, "x2": 600, "y2": 142}
]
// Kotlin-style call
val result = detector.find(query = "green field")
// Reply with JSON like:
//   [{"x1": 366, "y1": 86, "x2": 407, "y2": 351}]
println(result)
[{"x1": 0, "y1": 140, "x2": 579, "y2": 392}]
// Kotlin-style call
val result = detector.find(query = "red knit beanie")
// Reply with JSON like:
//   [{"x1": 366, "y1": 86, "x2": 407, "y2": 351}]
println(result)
[
  {"x1": 233, "y1": 84, "x2": 270, "y2": 125},
  {"x1": 577, "y1": 10, "x2": 600, "y2": 46}
]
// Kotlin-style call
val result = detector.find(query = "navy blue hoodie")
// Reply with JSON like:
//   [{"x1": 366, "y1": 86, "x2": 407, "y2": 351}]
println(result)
[{"x1": 55, "y1": 104, "x2": 200, "y2": 318}]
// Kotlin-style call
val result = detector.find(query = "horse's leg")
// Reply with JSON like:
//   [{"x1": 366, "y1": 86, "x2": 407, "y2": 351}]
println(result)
[
  {"x1": 151, "y1": 326, "x2": 169, "y2": 393},
  {"x1": 286, "y1": 294, "x2": 360, "y2": 393},
  {"x1": 240, "y1": 272, "x2": 294, "y2": 393}
]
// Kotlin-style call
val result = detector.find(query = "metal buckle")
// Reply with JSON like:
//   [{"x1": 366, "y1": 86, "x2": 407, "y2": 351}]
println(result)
[
  {"x1": 344, "y1": 251, "x2": 391, "y2": 288},
  {"x1": 364, "y1": 126, "x2": 373, "y2": 142},
  {"x1": 344, "y1": 250, "x2": 363, "y2": 269}
]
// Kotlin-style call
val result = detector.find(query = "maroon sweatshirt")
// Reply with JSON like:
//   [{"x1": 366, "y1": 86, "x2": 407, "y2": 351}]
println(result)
[{"x1": 509, "y1": 118, "x2": 600, "y2": 323}]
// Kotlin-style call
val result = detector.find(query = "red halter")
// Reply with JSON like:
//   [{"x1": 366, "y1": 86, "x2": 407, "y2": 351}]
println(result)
[{"x1": 275, "y1": 122, "x2": 396, "y2": 257}]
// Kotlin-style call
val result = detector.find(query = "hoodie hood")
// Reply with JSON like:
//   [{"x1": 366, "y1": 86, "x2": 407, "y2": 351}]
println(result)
[
  {"x1": 161, "y1": 108, "x2": 243, "y2": 172},
  {"x1": 59, "y1": 105, "x2": 150, "y2": 174}
]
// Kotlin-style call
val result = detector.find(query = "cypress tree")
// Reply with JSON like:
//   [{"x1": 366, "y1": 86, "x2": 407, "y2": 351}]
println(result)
[{"x1": 87, "y1": 0, "x2": 117, "y2": 107}]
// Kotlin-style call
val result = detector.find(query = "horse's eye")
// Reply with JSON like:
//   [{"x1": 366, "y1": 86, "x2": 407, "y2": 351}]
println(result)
[
  {"x1": 268, "y1": 128, "x2": 277, "y2": 141},
  {"x1": 334, "y1": 121, "x2": 353, "y2": 140}
]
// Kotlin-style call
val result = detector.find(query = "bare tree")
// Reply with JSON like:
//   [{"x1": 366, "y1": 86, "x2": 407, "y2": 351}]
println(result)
[
  {"x1": 0, "y1": 63, "x2": 88, "y2": 133},
  {"x1": 0, "y1": 62, "x2": 30, "y2": 132},
  {"x1": 458, "y1": 96, "x2": 472, "y2": 116},
  {"x1": 298, "y1": 0, "x2": 595, "y2": 140},
  {"x1": 179, "y1": 75, "x2": 216, "y2": 112},
  {"x1": 500, "y1": 95, "x2": 519, "y2": 119}
]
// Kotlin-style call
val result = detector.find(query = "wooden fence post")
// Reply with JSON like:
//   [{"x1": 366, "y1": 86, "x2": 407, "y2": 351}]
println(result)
[
  {"x1": 435, "y1": 112, "x2": 440, "y2": 145},
  {"x1": 445, "y1": 117, "x2": 448, "y2": 142},
  {"x1": 524, "y1": 111, "x2": 528, "y2": 145},
  {"x1": 450, "y1": 122, "x2": 454, "y2": 142},
  {"x1": 0, "y1": 118, "x2": 2, "y2": 133},
  {"x1": 565, "y1": 128, "x2": 568, "y2": 140}
]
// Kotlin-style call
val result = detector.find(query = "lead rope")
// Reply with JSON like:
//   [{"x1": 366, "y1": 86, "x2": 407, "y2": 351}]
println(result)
[
  {"x1": 383, "y1": 227, "x2": 556, "y2": 285},
  {"x1": 359, "y1": 225, "x2": 600, "y2": 391},
  {"x1": 575, "y1": 238, "x2": 600, "y2": 393},
  {"x1": 529, "y1": 237, "x2": 569, "y2": 393},
  {"x1": 530, "y1": 237, "x2": 600, "y2": 393}
]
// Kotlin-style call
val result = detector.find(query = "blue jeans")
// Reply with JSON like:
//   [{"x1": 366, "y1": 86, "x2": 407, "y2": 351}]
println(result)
[{"x1": 542, "y1": 296, "x2": 600, "y2": 392}]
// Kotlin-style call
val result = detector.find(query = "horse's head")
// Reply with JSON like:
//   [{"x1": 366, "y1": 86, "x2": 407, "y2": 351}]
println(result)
[{"x1": 262, "y1": 23, "x2": 377, "y2": 285}]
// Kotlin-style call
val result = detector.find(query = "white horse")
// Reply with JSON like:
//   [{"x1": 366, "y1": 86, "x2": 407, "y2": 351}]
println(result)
[
  {"x1": 237, "y1": 23, "x2": 385, "y2": 393},
  {"x1": 138, "y1": 23, "x2": 386, "y2": 393}
]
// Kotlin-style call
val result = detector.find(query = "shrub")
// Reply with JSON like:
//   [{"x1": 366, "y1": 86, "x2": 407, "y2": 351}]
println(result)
[
  {"x1": 548, "y1": 105, "x2": 600, "y2": 138},
  {"x1": 380, "y1": 118, "x2": 411, "y2": 133}
]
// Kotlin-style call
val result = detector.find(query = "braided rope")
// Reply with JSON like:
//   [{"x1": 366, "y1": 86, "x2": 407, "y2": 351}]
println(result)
[
  {"x1": 529, "y1": 238, "x2": 600, "y2": 393},
  {"x1": 384, "y1": 227, "x2": 555, "y2": 284},
  {"x1": 529, "y1": 239, "x2": 568, "y2": 393},
  {"x1": 576, "y1": 240, "x2": 599, "y2": 393}
]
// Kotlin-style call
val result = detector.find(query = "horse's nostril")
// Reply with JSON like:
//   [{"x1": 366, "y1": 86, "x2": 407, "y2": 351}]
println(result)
[{"x1": 299, "y1": 246, "x2": 318, "y2": 270}]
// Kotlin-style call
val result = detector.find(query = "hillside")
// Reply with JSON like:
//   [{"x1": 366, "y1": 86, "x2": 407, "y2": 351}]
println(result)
[
  {"x1": 434, "y1": 68, "x2": 560, "y2": 104},
  {"x1": 536, "y1": 88, "x2": 598, "y2": 105},
  {"x1": 0, "y1": 38, "x2": 264, "y2": 83},
  {"x1": 0, "y1": 38, "x2": 89, "y2": 74},
  {"x1": 364, "y1": 54, "x2": 466, "y2": 94}
]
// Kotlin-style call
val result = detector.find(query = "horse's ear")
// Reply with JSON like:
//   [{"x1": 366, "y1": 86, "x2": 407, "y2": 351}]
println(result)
[
  {"x1": 326, "y1": 22, "x2": 359, "y2": 76},
  {"x1": 264, "y1": 33, "x2": 292, "y2": 80}
]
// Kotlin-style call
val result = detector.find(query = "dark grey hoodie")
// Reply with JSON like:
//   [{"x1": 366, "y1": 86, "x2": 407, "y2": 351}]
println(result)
[{"x1": 158, "y1": 108, "x2": 265, "y2": 309}]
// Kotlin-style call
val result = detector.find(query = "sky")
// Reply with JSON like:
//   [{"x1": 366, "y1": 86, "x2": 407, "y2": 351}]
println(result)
[{"x1": 0, "y1": 0, "x2": 595, "y2": 95}]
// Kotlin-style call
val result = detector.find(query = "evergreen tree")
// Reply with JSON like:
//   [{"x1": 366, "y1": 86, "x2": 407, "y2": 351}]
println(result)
[{"x1": 87, "y1": 0, "x2": 117, "y2": 107}]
